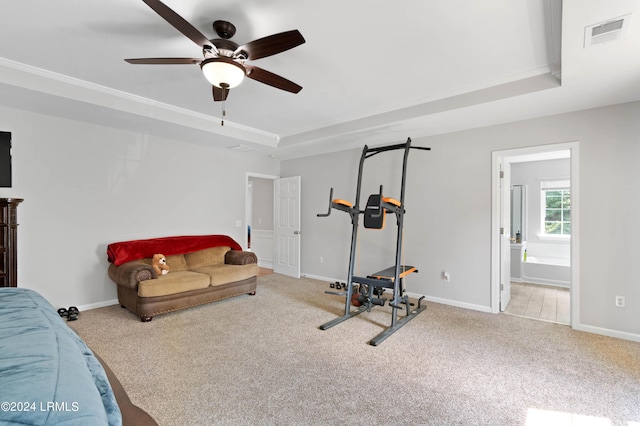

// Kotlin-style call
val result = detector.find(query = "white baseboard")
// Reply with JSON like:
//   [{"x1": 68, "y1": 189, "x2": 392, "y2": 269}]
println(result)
[
  {"x1": 300, "y1": 273, "x2": 344, "y2": 284},
  {"x1": 299, "y1": 273, "x2": 492, "y2": 314},
  {"x1": 415, "y1": 294, "x2": 493, "y2": 313},
  {"x1": 77, "y1": 299, "x2": 119, "y2": 312},
  {"x1": 521, "y1": 275, "x2": 570, "y2": 288},
  {"x1": 258, "y1": 260, "x2": 273, "y2": 269},
  {"x1": 573, "y1": 323, "x2": 640, "y2": 343}
]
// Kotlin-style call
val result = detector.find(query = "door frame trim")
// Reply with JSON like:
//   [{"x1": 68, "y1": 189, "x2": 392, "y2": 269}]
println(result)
[
  {"x1": 245, "y1": 172, "x2": 279, "y2": 252},
  {"x1": 490, "y1": 142, "x2": 579, "y2": 328}
]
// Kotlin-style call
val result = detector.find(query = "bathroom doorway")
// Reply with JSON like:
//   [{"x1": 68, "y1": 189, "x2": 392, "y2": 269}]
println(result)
[{"x1": 491, "y1": 142, "x2": 579, "y2": 327}]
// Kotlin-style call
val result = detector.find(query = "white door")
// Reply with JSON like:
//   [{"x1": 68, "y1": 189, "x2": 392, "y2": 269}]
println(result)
[
  {"x1": 500, "y1": 161, "x2": 511, "y2": 311},
  {"x1": 274, "y1": 176, "x2": 301, "y2": 278}
]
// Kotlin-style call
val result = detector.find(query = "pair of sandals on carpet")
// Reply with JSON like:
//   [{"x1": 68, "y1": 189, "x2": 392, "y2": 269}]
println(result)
[{"x1": 57, "y1": 306, "x2": 80, "y2": 321}]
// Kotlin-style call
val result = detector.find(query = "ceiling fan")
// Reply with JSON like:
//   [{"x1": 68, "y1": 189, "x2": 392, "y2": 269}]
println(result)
[{"x1": 125, "y1": 0, "x2": 305, "y2": 102}]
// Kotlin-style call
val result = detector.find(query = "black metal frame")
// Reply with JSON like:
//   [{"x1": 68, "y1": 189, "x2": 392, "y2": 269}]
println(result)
[{"x1": 317, "y1": 137, "x2": 430, "y2": 345}]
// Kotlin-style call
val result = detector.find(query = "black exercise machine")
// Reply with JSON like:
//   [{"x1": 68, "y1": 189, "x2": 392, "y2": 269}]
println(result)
[{"x1": 317, "y1": 137, "x2": 430, "y2": 345}]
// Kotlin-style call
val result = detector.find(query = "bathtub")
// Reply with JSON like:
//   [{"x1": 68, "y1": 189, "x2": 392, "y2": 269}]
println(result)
[{"x1": 521, "y1": 242, "x2": 571, "y2": 288}]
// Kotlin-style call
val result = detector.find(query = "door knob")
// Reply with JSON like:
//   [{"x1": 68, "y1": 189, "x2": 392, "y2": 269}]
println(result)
[{"x1": 293, "y1": 230, "x2": 300, "y2": 235}]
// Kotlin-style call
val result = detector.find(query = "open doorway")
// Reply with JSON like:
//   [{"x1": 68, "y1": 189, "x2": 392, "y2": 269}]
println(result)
[
  {"x1": 246, "y1": 173, "x2": 277, "y2": 270},
  {"x1": 245, "y1": 173, "x2": 302, "y2": 278},
  {"x1": 491, "y1": 142, "x2": 580, "y2": 327}
]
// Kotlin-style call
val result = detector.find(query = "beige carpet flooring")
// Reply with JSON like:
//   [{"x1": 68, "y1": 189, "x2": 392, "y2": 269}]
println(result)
[{"x1": 68, "y1": 274, "x2": 640, "y2": 426}]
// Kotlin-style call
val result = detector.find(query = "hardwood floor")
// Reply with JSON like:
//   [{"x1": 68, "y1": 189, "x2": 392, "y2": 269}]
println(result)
[{"x1": 505, "y1": 282, "x2": 570, "y2": 324}]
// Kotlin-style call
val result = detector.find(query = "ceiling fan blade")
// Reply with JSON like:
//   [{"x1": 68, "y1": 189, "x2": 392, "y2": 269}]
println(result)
[
  {"x1": 212, "y1": 86, "x2": 229, "y2": 102},
  {"x1": 235, "y1": 30, "x2": 305, "y2": 60},
  {"x1": 245, "y1": 65, "x2": 302, "y2": 93},
  {"x1": 142, "y1": 0, "x2": 215, "y2": 51},
  {"x1": 125, "y1": 58, "x2": 201, "y2": 64}
]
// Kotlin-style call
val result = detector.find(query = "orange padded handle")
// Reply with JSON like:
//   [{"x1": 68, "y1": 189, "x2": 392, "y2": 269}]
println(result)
[
  {"x1": 382, "y1": 197, "x2": 401, "y2": 207},
  {"x1": 333, "y1": 199, "x2": 353, "y2": 207}
]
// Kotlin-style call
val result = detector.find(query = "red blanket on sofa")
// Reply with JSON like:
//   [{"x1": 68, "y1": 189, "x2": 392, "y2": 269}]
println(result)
[{"x1": 107, "y1": 235, "x2": 243, "y2": 266}]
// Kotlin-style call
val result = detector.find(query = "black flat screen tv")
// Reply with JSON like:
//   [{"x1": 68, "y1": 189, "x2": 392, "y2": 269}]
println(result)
[{"x1": 0, "y1": 132, "x2": 11, "y2": 188}]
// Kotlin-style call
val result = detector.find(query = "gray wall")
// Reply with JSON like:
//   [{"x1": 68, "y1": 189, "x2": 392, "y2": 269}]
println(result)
[
  {"x1": 0, "y1": 105, "x2": 279, "y2": 309},
  {"x1": 282, "y1": 100, "x2": 640, "y2": 340}
]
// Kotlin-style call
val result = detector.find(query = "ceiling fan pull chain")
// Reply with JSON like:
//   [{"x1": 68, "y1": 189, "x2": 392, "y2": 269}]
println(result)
[{"x1": 220, "y1": 84, "x2": 229, "y2": 126}]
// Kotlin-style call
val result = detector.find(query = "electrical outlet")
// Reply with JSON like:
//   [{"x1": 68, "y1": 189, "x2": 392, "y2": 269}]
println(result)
[
  {"x1": 615, "y1": 295, "x2": 625, "y2": 308},
  {"x1": 442, "y1": 271, "x2": 450, "y2": 282},
  {"x1": 319, "y1": 257, "x2": 324, "y2": 264}
]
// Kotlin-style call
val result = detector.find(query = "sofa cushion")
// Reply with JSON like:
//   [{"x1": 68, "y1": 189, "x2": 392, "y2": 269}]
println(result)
[
  {"x1": 192, "y1": 264, "x2": 259, "y2": 287},
  {"x1": 164, "y1": 254, "x2": 188, "y2": 272},
  {"x1": 138, "y1": 271, "x2": 210, "y2": 297},
  {"x1": 140, "y1": 254, "x2": 187, "y2": 272},
  {"x1": 185, "y1": 246, "x2": 230, "y2": 269}
]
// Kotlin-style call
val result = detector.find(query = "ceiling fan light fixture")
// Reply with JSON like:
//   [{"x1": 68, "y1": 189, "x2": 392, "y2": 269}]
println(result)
[{"x1": 200, "y1": 57, "x2": 246, "y2": 89}]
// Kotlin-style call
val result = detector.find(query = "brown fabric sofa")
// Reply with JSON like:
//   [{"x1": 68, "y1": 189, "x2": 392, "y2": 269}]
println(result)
[{"x1": 108, "y1": 241, "x2": 258, "y2": 322}]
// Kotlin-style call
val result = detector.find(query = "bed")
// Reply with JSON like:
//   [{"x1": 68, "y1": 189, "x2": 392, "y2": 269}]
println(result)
[{"x1": 0, "y1": 288, "x2": 156, "y2": 425}]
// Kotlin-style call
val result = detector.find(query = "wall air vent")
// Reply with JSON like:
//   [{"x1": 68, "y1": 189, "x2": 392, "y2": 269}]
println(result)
[
  {"x1": 584, "y1": 14, "x2": 632, "y2": 47},
  {"x1": 228, "y1": 144, "x2": 255, "y2": 152}
]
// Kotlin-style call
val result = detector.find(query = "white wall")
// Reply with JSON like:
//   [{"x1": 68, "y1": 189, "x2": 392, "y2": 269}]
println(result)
[
  {"x1": 282, "y1": 101, "x2": 640, "y2": 340},
  {"x1": 250, "y1": 177, "x2": 274, "y2": 231},
  {"x1": 0, "y1": 105, "x2": 279, "y2": 310}
]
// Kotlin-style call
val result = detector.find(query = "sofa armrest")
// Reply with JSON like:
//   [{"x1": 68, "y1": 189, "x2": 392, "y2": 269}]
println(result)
[
  {"x1": 108, "y1": 261, "x2": 156, "y2": 289},
  {"x1": 225, "y1": 250, "x2": 257, "y2": 265}
]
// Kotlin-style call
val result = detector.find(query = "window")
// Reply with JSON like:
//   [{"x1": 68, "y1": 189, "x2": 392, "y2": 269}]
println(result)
[{"x1": 541, "y1": 180, "x2": 570, "y2": 236}]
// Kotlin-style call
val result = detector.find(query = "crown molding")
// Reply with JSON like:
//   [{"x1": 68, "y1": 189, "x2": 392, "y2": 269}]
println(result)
[{"x1": 0, "y1": 57, "x2": 279, "y2": 147}]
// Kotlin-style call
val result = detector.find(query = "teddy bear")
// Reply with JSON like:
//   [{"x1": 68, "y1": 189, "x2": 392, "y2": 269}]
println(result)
[{"x1": 151, "y1": 253, "x2": 170, "y2": 276}]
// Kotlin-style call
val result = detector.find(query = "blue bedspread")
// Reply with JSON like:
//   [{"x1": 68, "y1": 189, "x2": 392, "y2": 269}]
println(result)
[{"x1": 0, "y1": 288, "x2": 122, "y2": 425}]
